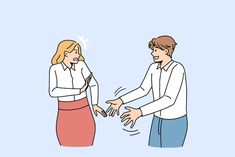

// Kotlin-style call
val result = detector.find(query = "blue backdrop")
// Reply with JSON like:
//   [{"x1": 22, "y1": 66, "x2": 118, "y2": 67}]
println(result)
[{"x1": 0, "y1": 0, "x2": 234, "y2": 156}]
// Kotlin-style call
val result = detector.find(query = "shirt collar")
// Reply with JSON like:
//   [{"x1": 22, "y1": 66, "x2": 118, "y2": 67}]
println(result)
[
  {"x1": 61, "y1": 62, "x2": 76, "y2": 71},
  {"x1": 157, "y1": 60, "x2": 174, "y2": 71}
]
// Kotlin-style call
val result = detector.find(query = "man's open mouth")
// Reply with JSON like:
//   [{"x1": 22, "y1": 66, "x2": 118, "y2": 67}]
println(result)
[{"x1": 154, "y1": 56, "x2": 159, "y2": 60}]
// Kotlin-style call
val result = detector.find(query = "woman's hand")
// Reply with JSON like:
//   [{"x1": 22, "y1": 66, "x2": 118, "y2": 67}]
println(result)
[
  {"x1": 93, "y1": 105, "x2": 107, "y2": 117},
  {"x1": 80, "y1": 74, "x2": 92, "y2": 93}
]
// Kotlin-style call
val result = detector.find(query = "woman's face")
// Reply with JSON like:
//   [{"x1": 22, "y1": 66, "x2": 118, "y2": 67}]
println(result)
[{"x1": 65, "y1": 45, "x2": 80, "y2": 64}]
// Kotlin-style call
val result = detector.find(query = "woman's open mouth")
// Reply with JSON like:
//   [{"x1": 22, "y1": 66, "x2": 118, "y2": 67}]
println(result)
[{"x1": 73, "y1": 57, "x2": 78, "y2": 61}]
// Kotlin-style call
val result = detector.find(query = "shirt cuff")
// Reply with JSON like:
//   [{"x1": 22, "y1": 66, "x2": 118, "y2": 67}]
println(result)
[
  {"x1": 77, "y1": 88, "x2": 81, "y2": 95},
  {"x1": 139, "y1": 106, "x2": 148, "y2": 116},
  {"x1": 119, "y1": 96, "x2": 127, "y2": 104},
  {"x1": 92, "y1": 101, "x2": 98, "y2": 106}
]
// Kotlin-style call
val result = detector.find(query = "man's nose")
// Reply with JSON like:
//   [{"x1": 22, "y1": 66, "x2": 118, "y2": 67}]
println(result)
[{"x1": 151, "y1": 52, "x2": 154, "y2": 56}]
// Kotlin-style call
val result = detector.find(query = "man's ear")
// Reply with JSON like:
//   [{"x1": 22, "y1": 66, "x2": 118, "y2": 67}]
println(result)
[{"x1": 164, "y1": 49, "x2": 168, "y2": 54}]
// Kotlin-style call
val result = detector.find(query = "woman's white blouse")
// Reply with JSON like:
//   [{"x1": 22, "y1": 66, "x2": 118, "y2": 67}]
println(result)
[{"x1": 49, "y1": 61, "x2": 98, "y2": 104}]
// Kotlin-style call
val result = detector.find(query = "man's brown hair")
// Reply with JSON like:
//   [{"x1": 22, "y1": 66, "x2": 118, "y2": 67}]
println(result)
[{"x1": 148, "y1": 35, "x2": 177, "y2": 58}]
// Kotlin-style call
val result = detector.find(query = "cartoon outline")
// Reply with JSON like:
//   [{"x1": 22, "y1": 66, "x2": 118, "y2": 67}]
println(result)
[
  {"x1": 49, "y1": 40, "x2": 106, "y2": 147},
  {"x1": 106, "y1": 35, "x2": 188, "y2": 148}
]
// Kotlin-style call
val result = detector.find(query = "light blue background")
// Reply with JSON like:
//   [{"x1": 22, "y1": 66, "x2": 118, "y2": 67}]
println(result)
[{"x1": 0, "y1": 0, "x2": 234, "y2": 156}]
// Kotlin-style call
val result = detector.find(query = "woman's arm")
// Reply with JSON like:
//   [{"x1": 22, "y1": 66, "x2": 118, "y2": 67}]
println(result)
[
  {"x1": 89, "y1": 76, "x2": 99, "y2": 105},
  {"x1": 81, "y1": 61, "x2": 99, "y2": 105},
  {"x1": 49, "y1": 66, "x2": 81, "y2": 98}
]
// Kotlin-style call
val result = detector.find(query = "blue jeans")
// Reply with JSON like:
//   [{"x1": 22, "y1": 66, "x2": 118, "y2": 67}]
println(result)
[{"x1": 148, "y1": 115, "x2": 188, "y2": 148}]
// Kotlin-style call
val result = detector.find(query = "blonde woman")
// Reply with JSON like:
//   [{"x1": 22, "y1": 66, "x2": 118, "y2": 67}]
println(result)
[{"x1": 49, "y1": 40, "x2": 106, "y2": 147}]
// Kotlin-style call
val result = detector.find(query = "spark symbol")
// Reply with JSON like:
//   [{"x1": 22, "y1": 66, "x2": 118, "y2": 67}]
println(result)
[{"x1": 77, "y1": 35, "x2": 89, "y2": 51}]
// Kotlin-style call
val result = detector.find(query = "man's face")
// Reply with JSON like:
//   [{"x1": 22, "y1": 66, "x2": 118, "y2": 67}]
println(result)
[{"x1": 151, "y1": 47, "x2": 168, "y2": 63}]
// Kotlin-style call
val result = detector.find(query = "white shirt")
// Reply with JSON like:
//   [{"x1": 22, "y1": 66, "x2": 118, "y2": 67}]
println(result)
[
  {"x1": 120, "y1": 60, "x2": 187, "y2": 119},
  {"x1": 49, "y1": 61, "x2": 98, "y2": 105}
]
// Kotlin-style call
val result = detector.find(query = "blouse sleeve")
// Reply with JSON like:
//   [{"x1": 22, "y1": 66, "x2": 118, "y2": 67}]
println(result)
[
  {"x1": 81, "y1": 61, "x2": 99, "y2": 105},
  {"x1": 49, "y1": 65, "x2": 81, "y2": 97}
]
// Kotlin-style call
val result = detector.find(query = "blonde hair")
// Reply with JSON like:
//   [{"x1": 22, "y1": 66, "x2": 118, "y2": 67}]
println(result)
[{"x1": 51, "y1": 40, "x2": 85, "y2": 65}]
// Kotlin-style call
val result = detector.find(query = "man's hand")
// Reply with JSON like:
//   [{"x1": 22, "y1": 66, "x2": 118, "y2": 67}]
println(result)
[
  {"x1": 93, "y1": 105, "x2": 107, "y2": 117},
  {"x1": 106, "y1": 98, "x2": 123, "y2": 117},
  {"x1": 120, "y1": 106, "x2": 142, "y2": 128}
]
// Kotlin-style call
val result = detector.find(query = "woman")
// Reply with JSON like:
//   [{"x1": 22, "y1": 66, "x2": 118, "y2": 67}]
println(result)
[{"x1": 49, "y1": 40, "x2": 106, "y2": 147}]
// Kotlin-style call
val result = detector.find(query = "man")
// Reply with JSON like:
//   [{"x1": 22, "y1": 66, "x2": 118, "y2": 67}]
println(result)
[{"x1": 106, "y1": 35, "x2": 188, "y2": 147}]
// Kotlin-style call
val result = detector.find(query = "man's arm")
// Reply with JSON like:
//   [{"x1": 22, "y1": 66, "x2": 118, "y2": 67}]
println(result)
[
  {"x1": 120, "y1": 64, "x2": 153, "y2": 104},
  {"x1": 140, "y1": 64, "x2": 185, "y2": 116},
  {"x1": 106, "y1": 64, "x2": 154, "y2": 116}
]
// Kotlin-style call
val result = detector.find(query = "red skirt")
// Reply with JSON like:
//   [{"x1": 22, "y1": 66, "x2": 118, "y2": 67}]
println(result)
[{"x1": 56, "y1": 97, "x2": 95, "y2": 147}]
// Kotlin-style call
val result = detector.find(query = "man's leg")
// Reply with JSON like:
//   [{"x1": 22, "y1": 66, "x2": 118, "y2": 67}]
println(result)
[
  {"x1": 161, "y1": 115, "x2": 188, "y2": 147},
  {"x1": 148, "y1": 116, "x2": 161, "y2": 147}
]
